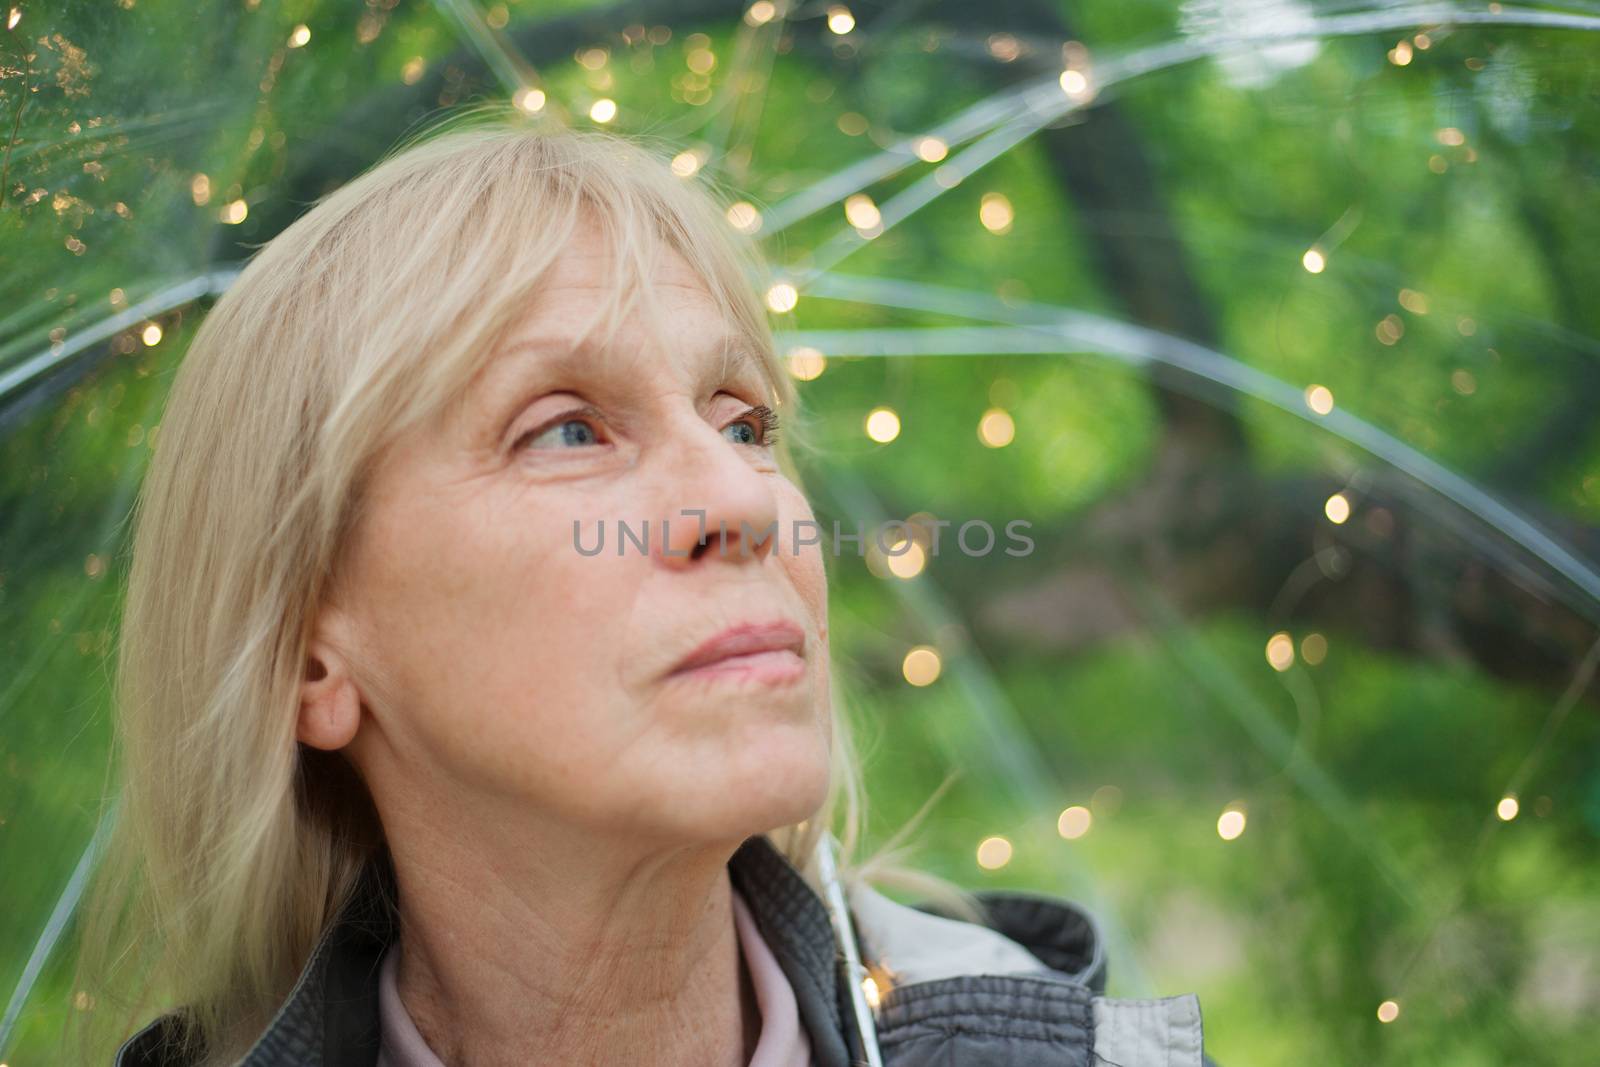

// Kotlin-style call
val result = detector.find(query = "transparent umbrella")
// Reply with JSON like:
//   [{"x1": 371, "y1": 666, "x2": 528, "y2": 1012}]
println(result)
[{"x1": 4, "y1": 1, "x2": 1599, "y2": 1063}]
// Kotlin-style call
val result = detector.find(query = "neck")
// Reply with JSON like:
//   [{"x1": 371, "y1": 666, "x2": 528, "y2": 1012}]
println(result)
[{"x1": 383, "y1": 815, "x2": 761, "y2": 1067}]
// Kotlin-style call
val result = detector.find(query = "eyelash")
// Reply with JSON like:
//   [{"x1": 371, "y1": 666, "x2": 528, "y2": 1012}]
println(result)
[
  {"x1": 743, "y1": 404, "x2": 782, "y2": 446},
  {"x1": 515, "y1": 403, "x2": 781, "y2": 450}
]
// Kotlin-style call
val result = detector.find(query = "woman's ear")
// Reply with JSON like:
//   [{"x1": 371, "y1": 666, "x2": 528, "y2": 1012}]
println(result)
[{"x1": 299, "y1": 624, "x2": 364, "y2": 751}]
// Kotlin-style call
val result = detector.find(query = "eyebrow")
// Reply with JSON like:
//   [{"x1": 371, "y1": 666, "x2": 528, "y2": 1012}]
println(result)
[{"x1": 471, "y1": 332, "x2": 772, "y2": 433}]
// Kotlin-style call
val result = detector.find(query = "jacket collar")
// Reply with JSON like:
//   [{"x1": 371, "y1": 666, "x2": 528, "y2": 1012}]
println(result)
[{"x1": 114, "y1": 833, "x2": 1106, "y2": 1066}]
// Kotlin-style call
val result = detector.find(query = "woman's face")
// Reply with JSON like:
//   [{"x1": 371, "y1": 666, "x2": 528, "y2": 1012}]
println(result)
[{"x1": 311, "y1": 221, "x2": 833, "y2": 848}]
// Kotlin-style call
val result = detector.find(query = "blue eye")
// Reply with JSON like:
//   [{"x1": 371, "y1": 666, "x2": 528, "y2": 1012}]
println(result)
[
  {"x1": 515, "y1": 404, "x2": 780, "y2": 451},
  {"x1": 536, "y1": 419, "x2": 599, "y2": 448},
  {"x1": 516, "y1": 407, "x2": 606, "y2": 450},
  {"x1": 728, "y1": 404, "x2": 781, "y2": 447}
]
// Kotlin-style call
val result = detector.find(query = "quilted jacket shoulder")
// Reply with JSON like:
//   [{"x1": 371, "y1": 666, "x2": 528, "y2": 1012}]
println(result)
[{"x1": 844, "y1": 880, "x2": 1210, "y2": 1067}]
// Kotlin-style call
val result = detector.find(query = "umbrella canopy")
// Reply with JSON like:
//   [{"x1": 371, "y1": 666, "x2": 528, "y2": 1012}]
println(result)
[{"x1": 3, "y1": 1, "x2": 1599, "y2": 1063}]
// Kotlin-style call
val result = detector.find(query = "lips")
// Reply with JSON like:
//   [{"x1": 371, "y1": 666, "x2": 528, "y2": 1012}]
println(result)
[{"x1": 667, "y1": 619, "x2": 806, "y2": 677}]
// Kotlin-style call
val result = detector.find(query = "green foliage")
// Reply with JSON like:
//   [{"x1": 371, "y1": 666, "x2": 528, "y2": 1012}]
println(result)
[{"x1": 3, "y1": 1, "x2": 1598, "y2": 1064}]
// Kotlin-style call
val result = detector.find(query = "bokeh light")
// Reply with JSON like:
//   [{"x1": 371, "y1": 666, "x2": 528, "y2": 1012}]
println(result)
[
  {"x1": 865, "y1": 406, "x2": 900, "y2": 443},
  {"x1": 902, "y1": 645, "x2": 941, "y2": 686},
  {"x1": 976, "y1": 836, "x2": 1013, "y2": 870}
]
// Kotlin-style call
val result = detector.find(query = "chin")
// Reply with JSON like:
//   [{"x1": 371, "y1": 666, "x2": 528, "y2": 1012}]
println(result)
[{"x1": 693, "y1": 722, "x2": 833, "y2": 845}]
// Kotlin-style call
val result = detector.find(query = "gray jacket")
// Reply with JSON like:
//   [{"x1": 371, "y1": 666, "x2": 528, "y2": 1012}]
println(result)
[{"x1": 114, "y1": 833, "x2": 1214, "y2": 1066}]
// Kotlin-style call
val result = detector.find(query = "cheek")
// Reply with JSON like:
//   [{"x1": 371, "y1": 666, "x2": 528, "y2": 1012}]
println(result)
[
  {"x1": 772, "y1": 485, "x2": 833, "y2": 751},
  {"x1": 776, "y1": 489, "x2": 829, "y2": 637},
  {"x1": 354, "y1": 480, "x2": 637, "y2": 773}
]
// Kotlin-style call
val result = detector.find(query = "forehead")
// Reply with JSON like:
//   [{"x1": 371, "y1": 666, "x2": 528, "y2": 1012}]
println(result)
[
  {"x1": 513, "y1": 232, "x2": 719, "y2": 348},
  {"x1": 463, "y1": 235, "x2": 773, "y2": 411},
  {"x1": 475, "y1": 326, "x2": 769, "y2": 398}
]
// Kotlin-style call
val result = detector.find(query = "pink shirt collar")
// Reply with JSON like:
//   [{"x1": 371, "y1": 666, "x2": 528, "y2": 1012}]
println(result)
[
  {"x1": 376, "y1": 885, "x2": 813, "y2": 1067},
  {"x1": 731, "y1": 881, "x2": 814, "y2": 1067}
]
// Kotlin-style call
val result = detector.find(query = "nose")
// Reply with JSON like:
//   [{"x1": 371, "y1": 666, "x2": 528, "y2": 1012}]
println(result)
[{"x1": 653, "y1": 415, "x2": 781, "y2": 569}]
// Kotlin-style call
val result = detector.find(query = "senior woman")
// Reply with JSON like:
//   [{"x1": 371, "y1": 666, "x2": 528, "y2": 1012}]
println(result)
[{"x1": 73, "y1": 116, "x2": 1214, "y2": 1067}]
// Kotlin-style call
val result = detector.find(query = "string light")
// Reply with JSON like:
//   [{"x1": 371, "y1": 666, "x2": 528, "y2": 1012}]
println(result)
[
  {"x1": 1265, "y1": 632, "x2": 1294, "y2": 671},
  {"x1": 589, "y1": 98, "x2": 617, "y2": 123},
  {"x1": 902, "y1": 645, "x2": 940, "y2": 685},
  {"x1": 1376, "y1": 999, "x2": 1401, "y2": 1023},
  {"x1": 1300, "y1": 632, "x2": 1328, "y2": 666},
  {"x1": 220, "y1": 199, "x2": 248, "y2": 224},
  {"x1": 915, "y1": 136, "x2": 948, "y2": 162},
  {"x1": 1325, "y1": 492, "x2": 1351, "y2": 525},
  {"x1": 727, "y1": 202, "x2": 762, "y2": 233},
  {"x1": 865, "y1": 962, "x2": 896, "y2": 1006},
  {"x1": 786, "y1": 345, "x2": 826, "y2": 381},
  {"x1": 1496, "y1": 795, "x2": 1519, "y2": 821},
  {"x1": 844, "y1": 193, "x2": 881, "y2": 231},
  {"x1": 1216, "y1": 807, "x2": 1247, "y2": 841},
  {"x1": 886, "y1": 538, "x2": 926, "y2": 579},
  {"x1": 1059, "y1": 41, "x2": 1095, "y2": 102},
  {"x1": 287, "y1": 23, "x2": 310, "y2": 47},
  {"x1": 865, "y1": 406, "x2": 900, "y2": 442},
  {"x1": 978, "y1": 407, "x2": 1015, "y2": 448},
  {"x1": 1304, "y1": 384, "x2": 1334, "y2": 415},
  {"x1": 1090, "y1": 784, "x2": 1123, "y2": 816},
  {"x1": 514, "y1": 88, "x2": 546, "y2": 114},
  {"x1": 763, "y1": 281, "x2": 798, "y2": 313},
  {"x1": 987, "y1": 33, "x2": 1021, "y2": 62},
  {"x1": 979, "y1": 192, "x2": 1013, "y2": 234},
  {"x1": 1388, "y1": 40, "x2": 1413, "y2": 65},
  {"x1": 826, "y1": 5, "x2": 854, "y2": 34},
  {"x1": 1057, "y1": 805, "x2": 1092, "y2": 840},
  {"x1": 1058, "y1": 69, "x2": 1091, "y2": 101},
  {"x1": 744, "y1": 1, "x2": 778, "y2": 27},
  {"x1": 976, "y1": 835, "x2": 1012, "y2": 869},
  {"x1": 1301, "y1": 247, "x2": 1326, "y2": 273},
  {"x1": 141, "y1": 323, "x2": 163, "y2": 346}
]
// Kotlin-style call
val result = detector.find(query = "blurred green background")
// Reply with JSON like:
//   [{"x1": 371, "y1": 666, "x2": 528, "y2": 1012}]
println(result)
[{"x1": 3, "y1": 1, "x2": 1599, "y2": 1064}]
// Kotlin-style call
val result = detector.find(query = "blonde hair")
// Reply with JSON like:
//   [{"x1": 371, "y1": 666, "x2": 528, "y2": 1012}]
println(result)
[{"x1": 69, "y1": 105, "x2": 979, "y2": 1065}]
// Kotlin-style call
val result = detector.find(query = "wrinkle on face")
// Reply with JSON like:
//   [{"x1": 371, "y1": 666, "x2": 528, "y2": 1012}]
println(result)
[{"x1": 334, "y1": 215, "x2": 831, "y2": 849}]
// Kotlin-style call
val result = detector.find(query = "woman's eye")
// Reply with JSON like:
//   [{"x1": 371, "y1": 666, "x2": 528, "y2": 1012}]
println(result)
[
  {"x1": 518, "y1": 411, "x2": 605, "y2": 451},
  {"x1": 726, "y1": 404, "x2": 781, "y2": 448},
  {"x1": 515, "y1": 404, "x2": 778, "y2": 451}
]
